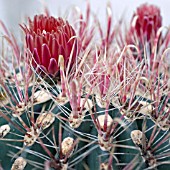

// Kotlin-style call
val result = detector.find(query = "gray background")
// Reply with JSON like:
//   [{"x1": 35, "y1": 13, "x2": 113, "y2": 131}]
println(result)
[{"x1": 0, "y1": 0, "x2": 169, "y2": 36}]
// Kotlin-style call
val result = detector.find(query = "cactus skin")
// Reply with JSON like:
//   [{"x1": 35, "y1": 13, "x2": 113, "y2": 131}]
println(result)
[{"x1": 0, "y1": 2, "x2": 170, "y2": 170}]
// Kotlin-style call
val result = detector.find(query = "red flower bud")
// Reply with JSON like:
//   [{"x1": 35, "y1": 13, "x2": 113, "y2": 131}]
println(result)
[
  {"x1": 22, "y1": 15, "x2": 77, "y2": 76},
  {"x1": 131, "y1": 3, "x2": 162, "y2": 41}
]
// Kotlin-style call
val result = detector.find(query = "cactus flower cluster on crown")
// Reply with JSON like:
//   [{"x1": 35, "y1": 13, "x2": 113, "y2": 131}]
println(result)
[
  {"x1": 22, "y1": 15, "x2": 77, "y2": 76},
  {"x1": 131, "y1": 3, "x2": 162, "y2": 41}
]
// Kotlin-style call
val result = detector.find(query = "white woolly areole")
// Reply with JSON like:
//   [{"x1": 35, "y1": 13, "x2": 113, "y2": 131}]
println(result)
[
  {"x1": 100, "y1": 163, "x2": 112, "y2": 170},
  {"x1": 138, "y1": 100, "x2": 153, "y2": 115},
  {"x1": 24, "y1": 127, "x2": 40, "y2": 146},
  {"x1": 69, "y1": 112, "x2": 85, "y2": 128},
  {"x1": 36, "y1": 112, "x2": 55, "y2": 130},
  {"x1": 14, "y1": 102, "x2": 27, "y2": 115},
  {"x1": 97, "y1": 115, "x2": 113, "y2": 151},
  {"x1": 97, "y1": 114, "x2": 113, "y2": 130},
  {"x1": 0, "y1": 124, "x2": 10, "y2": 138},
  {"x1": 69, "y1": 98, "x2": 93, "y2": 128},
  {"x1": 131, "y1": 130, "x2": 144, "y2": 146},
  {"x1": 61, "y1": 137, "x2": 74, "y2": 157},
  {"x1": 98, "y1": 134, "x2": 113, "y2": 151},
  {"x1": 55, "y1": 94, "x2": 69, "y2": 105},
  {"x1": 33, "y1": 90, "x2": 51, "y2": 103},
  {"x1": 11, "y1": 157, "x2": 27, "y2": 170}
]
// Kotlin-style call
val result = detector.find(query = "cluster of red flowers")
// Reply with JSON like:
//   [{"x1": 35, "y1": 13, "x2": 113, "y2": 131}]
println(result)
[
  {"x1": 131, "y1": 3, "x2": 162, "y2": 41},
  {"x1": 22, "y1": 15, "x2": 77, "y2": 76},
  {"x1": 23, "y1": 3, "x2": 162, "y2": 77}
]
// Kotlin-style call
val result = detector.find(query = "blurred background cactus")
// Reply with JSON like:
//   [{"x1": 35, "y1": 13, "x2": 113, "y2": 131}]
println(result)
[{"x1": 0, "y1": 1, "x2": 170, "y2": 170}]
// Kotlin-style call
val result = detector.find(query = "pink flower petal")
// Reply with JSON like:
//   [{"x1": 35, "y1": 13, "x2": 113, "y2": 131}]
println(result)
[
  {"x1": 42, "y1": 44, "x2": 51, "y2": 69},
  {"x1": 33, "y1": 48, "x2": 41, "y2": 66},
  {"x1": 52, "y1": 38, "x2": 59, "y2": 59},
  {"x1": 48, "y1": 58, "x2": 59, "y2": 75}
]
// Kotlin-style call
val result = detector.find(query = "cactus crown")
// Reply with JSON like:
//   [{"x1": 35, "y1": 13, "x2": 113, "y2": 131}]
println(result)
[{"x1": 0, "y1": 2, "x2": 170, "y2": 170}]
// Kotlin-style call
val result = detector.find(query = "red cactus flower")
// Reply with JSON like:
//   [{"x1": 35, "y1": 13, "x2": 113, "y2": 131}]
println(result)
[
  {"x1": 131, "y1": 3, "x2": 162, "y2": 41},
  {"x1": 22, "y1": 15, "x2": 77, "y2": 76}
]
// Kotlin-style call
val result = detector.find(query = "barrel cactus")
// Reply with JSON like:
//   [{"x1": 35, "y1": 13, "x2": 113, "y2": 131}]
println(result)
[{"x1": 0, "y1": 2, "x2": 170, "y2": 170}]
